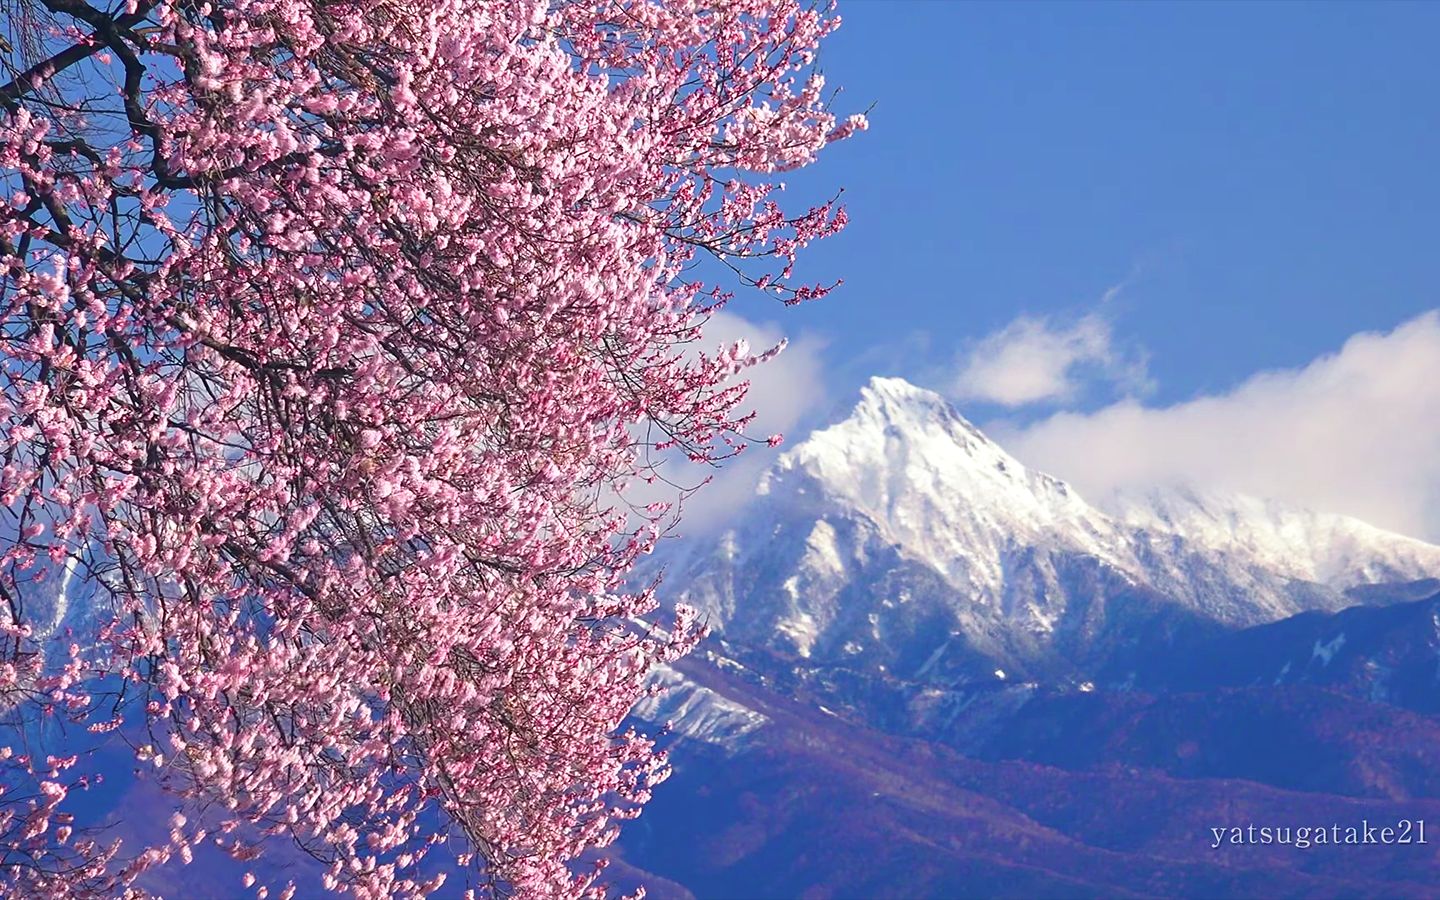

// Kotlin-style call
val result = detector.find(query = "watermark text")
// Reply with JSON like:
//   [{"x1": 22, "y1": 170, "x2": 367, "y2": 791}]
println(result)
[{"x1": 1210, "y1": 820, "x2": 1427, "y2": 850}]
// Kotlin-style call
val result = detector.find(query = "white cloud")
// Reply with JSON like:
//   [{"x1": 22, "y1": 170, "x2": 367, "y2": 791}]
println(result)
[
  {"x1": 702, "y1": 310, "x2": 827, "y2": 445},
  {"x1": 621, "y1": 310, "x2": 828, "y2": 533},
  {"x1": 950, "y1": 311, "x2": 1150, "y2": 407},
  {"x1": 1000, "y1": 310, "x2": 1440, "y2": 541}
]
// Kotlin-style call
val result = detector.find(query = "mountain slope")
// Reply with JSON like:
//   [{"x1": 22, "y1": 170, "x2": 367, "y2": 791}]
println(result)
[
  {"x1": 1140, "y1": 587, "x2": 1440, "y2": 714},
  {"x1": 619, "y1": 655, "x2": 1440, "y2": 899}
]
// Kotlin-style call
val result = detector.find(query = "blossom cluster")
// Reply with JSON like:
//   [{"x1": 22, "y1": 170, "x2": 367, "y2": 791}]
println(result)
[{"x1": 0, "y1": 1, "x2": 859, "y2": 896}]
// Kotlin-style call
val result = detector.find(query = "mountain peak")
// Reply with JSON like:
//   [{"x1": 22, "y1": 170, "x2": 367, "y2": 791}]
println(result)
[
  {"x1": 780, "y1": 377, "x2": 1015, "y2": 484},
  {"x1": 859, "y1": 374, "x2": 948, "y2": 409},
  {"x1": 779, "y1": 375, "x2": 1072, "y2": 498},
  {"x1": 755, "y1": 376, "x2": 1111, "y2": 585},
  {"x1": 852, "y1": 376, "x2": 983, "y2": 437}
]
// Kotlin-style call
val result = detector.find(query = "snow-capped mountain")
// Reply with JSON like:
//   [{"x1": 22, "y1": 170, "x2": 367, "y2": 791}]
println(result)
[
  {"x1": 623, "y1": 376, "x2": 1440, "y2": 897},
  {"x1": 651, "y1": 376, "x2": 1440, "y2": 683}
]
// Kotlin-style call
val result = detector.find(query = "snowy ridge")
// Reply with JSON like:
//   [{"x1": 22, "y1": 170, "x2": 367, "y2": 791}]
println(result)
[
  {"x1": 1105, "y1": 486, "x2": 1440, "y2": 588},
  {"x1": 632, "y1": 664, "x2": 768, "y2": 751},
  {"x1": 651, "y1": 377, "x2": 1440, "y2": 682},
  {"x1": 763, "y1": 377, "x2": 1130, "y2": 590}
]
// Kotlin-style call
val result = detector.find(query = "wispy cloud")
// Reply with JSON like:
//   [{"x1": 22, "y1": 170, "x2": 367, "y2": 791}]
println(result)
[
  {"x1": 949, "y1": 306, "x2": 1150, "y2": 408},
  {"x1": 1000, "y1": 310, "x2": 1440, "y2": 541}
]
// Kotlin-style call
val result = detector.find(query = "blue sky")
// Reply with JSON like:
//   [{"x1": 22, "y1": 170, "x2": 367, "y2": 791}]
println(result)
[{"x1": 714, "y1": 1, "x2": 1440, "y2": 539}]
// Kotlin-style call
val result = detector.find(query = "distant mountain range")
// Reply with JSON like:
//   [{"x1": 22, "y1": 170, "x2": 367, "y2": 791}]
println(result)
[{"x1": 618, "y1": 376, "x2": 1440, "y2": 898}]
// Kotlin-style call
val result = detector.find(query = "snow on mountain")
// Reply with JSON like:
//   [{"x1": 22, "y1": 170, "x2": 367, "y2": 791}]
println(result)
[
  {"x1": 1104, "y1": 485, "x2": 1440, "y2": 588},
  {"x1": 766, "y1": 376, "x2": 1129, "y2": 593},
  {"x1": 632, "y1": 663, "x2": 769, "y2": 751},
  {"x1": 650, "y1": 377, "x2": 1440, "y2": 683}
]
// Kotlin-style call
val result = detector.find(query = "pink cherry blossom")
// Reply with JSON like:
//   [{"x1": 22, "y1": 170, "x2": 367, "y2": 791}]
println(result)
[{"x1": 0, "y1": 1, "x2": 860, "y2": 896}]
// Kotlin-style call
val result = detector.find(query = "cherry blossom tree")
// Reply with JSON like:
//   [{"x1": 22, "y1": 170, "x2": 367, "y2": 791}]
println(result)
[{"x1": 0, "y1": 0, "x2": 862, "y2": 896}]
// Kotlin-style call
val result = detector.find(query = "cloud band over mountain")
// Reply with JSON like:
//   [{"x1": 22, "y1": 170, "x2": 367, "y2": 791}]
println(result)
[{"x1": 999, "y1": 311, "x2": 1440, "y2": 541}]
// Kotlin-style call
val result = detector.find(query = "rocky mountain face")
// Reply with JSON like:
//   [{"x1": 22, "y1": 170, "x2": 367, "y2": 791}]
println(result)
[{"x1": 616, "y1": 377, "x2": 1440, "y2": 898}]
